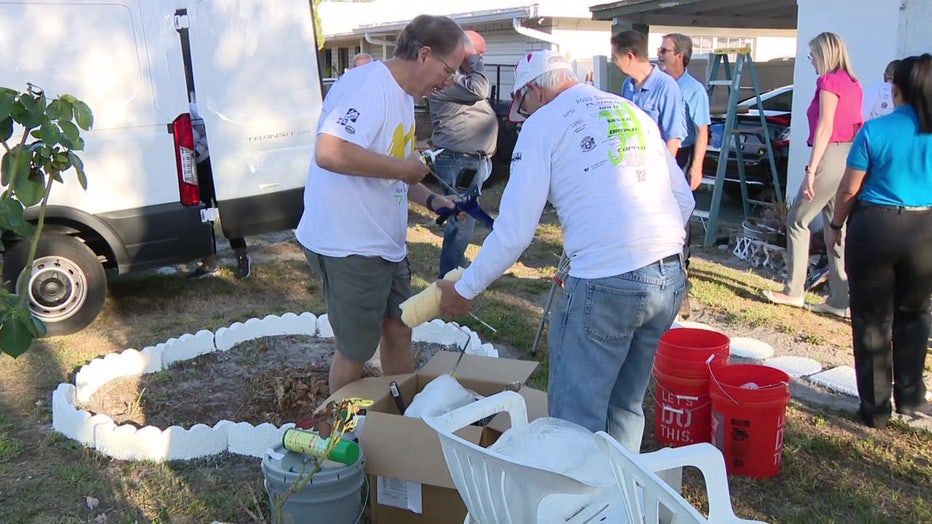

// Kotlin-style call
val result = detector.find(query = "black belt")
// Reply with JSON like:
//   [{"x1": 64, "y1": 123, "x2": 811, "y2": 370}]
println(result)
[
  {"x1": 437, "y1": 150, "x2": 489, "y2": 160},
  {"x1": 859, "y1": 203, "x2": 932, "y2": 214}
]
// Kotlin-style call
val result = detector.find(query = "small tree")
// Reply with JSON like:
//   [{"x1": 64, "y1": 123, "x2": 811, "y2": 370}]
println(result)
[{"x1": 0, "y1": 83, "x2": 92, "y2": 357}]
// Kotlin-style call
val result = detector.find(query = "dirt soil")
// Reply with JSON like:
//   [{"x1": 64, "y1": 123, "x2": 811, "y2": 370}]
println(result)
[{"x1": 81, "y1": 336, "x2": 457, "y2": 429}]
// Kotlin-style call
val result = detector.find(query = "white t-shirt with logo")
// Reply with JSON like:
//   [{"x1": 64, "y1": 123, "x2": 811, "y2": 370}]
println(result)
[
  {"x1": 862, "y1": 81, "x2": 894, "y2": 121},
  {"x1": 295, "y1": 62, "x2": 416, "y2": 262},
  {"x1": 456, "y1": 83, "x2": 695, "y2": 300}
]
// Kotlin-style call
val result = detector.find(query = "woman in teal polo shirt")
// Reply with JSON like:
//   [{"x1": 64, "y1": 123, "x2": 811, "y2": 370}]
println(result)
[{"x1": 828, "y1": 54, "x2": 932, "y2": 428}]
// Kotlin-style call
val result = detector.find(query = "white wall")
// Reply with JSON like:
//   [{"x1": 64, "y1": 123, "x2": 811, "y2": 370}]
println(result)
[
  {"x1": 787, "y1": 0, "x2": 901, "y2": 202},
  {"x1": 900, "y1": 0, "x2": 932, "y2": 56}
]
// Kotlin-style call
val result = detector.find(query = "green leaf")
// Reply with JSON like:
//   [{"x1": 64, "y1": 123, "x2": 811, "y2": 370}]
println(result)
[
  {"x1": 0, "y1": 198, "x2": 34, "y2": 238},
  {"x1": 51, "y1": 151, "x2": 70, "y2": 172},
  {"x1": 11, "y1": 100, "x2": 41, "y2": 128},
  {"x1": 68, "y1": 152, "x2": 87, "y2": 189},
  {"x1": 72, "y1": 100, "x2": 94, "y2": 130},
  {"x1": 46, "y1": 99, "x2": 70, "y2": 121},
  {"x1": 0, "y1": 310, "x2": 36, "y2": 357},
  {"x1": 1, "y1": 146, "x2": 31, "y2": 188},
  {"x1": 12, "y1": 170, "x2": 44, "y2": 207},
  {"x1": 0, "y1": 117, "x2": 12, "y2": 142},
  {"x1": 0, "y1": 92, "x2": 14, "y2": 121},
  {"x1": 58, "y1": 120, "x2": 79, "y2": 144}
]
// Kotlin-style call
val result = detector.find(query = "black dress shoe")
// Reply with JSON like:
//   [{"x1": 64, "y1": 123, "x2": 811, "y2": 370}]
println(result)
[{"x1": 858, "y1": 407, "x2": 890, "y2": 428}]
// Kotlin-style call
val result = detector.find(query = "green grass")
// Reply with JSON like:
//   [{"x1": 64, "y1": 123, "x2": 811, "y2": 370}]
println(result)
[{"x1": 0, "y1": 177, "x2": 929, "y2": 522}]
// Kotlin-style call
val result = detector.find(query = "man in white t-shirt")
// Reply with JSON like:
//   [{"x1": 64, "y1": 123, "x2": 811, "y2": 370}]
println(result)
[
  {"x1": 862, "y1": 59, "x2": 900, "y2": 121},
  {"x1": 438, "y1": 50, "x2": 695, "y2": 451},
  {"x1": 295, "y1": 15, "x2": 466, "y2": 393}
]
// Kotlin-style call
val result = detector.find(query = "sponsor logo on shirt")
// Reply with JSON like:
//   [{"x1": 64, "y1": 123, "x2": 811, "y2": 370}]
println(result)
[
  {"x1": 511, "y1": 152, "x2": 522, "y2": 163},
  {"x1": 345, "y1": 125, "x2": 356, "y2": 135},
  {"x1": 580, "y1": 136, "x2": 596, "y2": 152},
  {"x1": 337, "y1": 108, "x2": 360, "y2": 126}
]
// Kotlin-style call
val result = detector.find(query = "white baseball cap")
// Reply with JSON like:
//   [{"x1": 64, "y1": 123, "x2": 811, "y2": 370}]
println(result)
[{"x1": 507, "y1": 50, "x2": 573, "y2": 123}]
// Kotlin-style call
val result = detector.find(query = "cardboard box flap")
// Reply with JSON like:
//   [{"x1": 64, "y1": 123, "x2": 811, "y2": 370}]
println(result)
[
  {"x1": 419, "y1": 351, "x2": 538, "y2": 386},
  {"x1": 360, "y1": 411, "x2": 483, "y2": 489}
]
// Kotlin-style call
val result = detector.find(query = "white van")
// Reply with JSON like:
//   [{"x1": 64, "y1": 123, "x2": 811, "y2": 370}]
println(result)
[{"x1": 0, "y1": 0, "x2": 323, "y2": 335}]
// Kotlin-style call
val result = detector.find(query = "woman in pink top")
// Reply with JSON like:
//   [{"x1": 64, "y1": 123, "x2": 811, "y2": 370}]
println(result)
[{"x1": 764, "y1": 32, "x2": 863, "y2": 316}]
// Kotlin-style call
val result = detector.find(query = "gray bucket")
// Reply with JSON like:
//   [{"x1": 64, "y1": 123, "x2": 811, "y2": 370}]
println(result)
[{"x1": 262, "y1": 444, "x2": 366, "y2": 524}]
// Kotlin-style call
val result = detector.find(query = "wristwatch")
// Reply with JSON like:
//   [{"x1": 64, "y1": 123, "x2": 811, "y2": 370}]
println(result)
[
  {"x1": 829, "y1": 221, "x2": 843, "y2": 231},
  {"x1": 426, "y1": 193, "x2": 438, "y2": 211}
]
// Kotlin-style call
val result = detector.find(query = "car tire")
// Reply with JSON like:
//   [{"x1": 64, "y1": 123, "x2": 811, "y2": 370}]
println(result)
[{"x1": 2, "y1": 234, "x2": 107, "y2": 337}]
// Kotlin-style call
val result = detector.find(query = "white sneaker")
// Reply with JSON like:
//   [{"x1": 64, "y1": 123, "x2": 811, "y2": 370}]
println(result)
[{"x1": 809, "y1": 302, "x2": 849, "y2": 319}]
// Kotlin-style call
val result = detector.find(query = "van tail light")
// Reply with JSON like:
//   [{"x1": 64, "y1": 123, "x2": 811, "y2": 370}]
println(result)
[{"x1": 172, "y1": 113, "x2": 200, "y2": 206}]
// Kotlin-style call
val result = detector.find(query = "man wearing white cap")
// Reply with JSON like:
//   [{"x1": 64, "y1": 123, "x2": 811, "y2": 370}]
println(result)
[{"x1": 438, "y1": 49, "x2": 695, "y2": 451}]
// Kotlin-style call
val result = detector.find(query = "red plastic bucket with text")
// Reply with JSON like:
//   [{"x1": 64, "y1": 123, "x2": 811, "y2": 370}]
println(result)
[
  {"x1": 653, "y1": 328, "x2": 731, "y2": 447},
  {"x1": 709, "y1": 364, "x2": 791, "y2": 478}
]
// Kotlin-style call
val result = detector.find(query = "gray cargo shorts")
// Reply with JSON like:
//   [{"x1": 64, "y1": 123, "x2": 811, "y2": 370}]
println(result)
[{"x1": 304, "y1": 248, "x2": 412, "y2": 362}]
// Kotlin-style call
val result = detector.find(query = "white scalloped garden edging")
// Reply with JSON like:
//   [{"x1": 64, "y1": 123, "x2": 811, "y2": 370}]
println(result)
[{"x1": 51, "y1": 313, "x2": 496, "y2": 462}]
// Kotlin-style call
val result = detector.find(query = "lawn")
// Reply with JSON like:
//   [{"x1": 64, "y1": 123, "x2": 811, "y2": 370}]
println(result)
[{"x1": 0, "y1": 179, "x2": 929, "y2": 523}]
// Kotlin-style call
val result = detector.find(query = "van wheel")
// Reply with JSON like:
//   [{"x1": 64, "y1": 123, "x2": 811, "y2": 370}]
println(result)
[{"x1": 2, "y1": 235, "x2": 107, "y2": 337}]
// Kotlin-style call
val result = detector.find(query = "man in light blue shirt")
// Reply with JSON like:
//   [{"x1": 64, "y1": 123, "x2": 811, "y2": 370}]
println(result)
[
  {"x1": 612, "y1": 30, "x2": 687, "y2": 156},
  {"x1": 658, "y1": 33, "x2": 711, "y2": 191}
]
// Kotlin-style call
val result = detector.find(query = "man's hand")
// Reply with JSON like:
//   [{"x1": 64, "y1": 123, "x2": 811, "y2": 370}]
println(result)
[
  {"x1": 401, "y1": 153, "x2": 429, "y2": 185},
  {"x1": 437, "y1": 279, "x2": 471, "y2": 317},
  {"x1": 688, "y1": 166, "x2": 704, "y2": 190}
]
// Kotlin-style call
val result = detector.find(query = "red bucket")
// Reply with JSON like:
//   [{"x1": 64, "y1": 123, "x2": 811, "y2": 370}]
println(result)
[
  {"x1": 709, "y1": 364, "x2": 791, "y2": 478},
  {"x1": 653, "y1": 328, "x2": 730, "y2": 447}
]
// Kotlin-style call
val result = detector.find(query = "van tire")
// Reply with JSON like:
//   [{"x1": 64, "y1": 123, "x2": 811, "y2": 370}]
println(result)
[{"x1": 2, "y1": 235, "x2": 107, "y2": 337}]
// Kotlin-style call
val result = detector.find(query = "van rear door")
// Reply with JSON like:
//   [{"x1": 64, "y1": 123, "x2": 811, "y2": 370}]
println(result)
[{"x1": 184, "y1": 0, "x2": 323, "y2": 238}]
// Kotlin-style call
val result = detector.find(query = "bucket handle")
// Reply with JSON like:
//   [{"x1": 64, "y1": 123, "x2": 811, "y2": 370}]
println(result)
[{"x1": 705, "y1": 355, "x2": 789, "y2": 407}]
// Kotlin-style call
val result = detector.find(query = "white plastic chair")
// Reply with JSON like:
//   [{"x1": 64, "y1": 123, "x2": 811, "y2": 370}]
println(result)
[
  {"x1": 423, "y1": 390, "x2": 624, "y2": 524},
  {"x1": 594, "y1": 432, "x2": 767, "y2": 524}
]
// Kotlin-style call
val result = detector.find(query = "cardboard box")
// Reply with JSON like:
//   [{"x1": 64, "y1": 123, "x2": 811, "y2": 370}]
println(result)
[{"x1": 321, "y1": 351, "x2": 548, "y2": 524}]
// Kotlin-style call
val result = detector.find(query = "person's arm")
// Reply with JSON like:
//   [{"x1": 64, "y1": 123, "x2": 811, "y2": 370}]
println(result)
[
  {"x1": 315, "y1": 134, "x2": 427, "y2": 185},
  {"x1": 827, "y1": 166, "x2": 867, "y2": 256},
  {"x1": 666, "y1": 149, "x2": 696, "y2": 224},
  {"x1": 658, "y1": 79, "x2": 688, "y2": 157},
  {"x1": 804, "y1": 89, "x2": 839, "y2": 200},
  {"x1": 430, "y1": 54, "x2": 490, "y2": 104},
  {"x1": 689, "y1": 89, "x2": 712, "y2": 189},
  {"x1": 408, "y1": 182, "x2": 454, "y2": 212},
  {"x1": 439, "y1": 126, "x2": 552, "y2": 315},
  {"x1": 688, "y1": 125, "x2": 708, "y2": 189}
]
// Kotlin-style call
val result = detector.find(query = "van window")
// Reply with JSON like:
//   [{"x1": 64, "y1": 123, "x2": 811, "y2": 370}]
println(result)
[{"x1": 3, "y1": 3, "x2": 146, "y2": 129}]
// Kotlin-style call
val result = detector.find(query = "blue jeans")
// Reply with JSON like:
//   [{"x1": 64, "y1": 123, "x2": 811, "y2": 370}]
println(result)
[
  {"x1": 548, "y1": 256, "x2": 687, "y2": 452},
  {"x1": 434, "y1": 153, "x2": 492, "y2": 278}
]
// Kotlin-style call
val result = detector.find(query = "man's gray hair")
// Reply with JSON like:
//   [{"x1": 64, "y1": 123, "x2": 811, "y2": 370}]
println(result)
[
  {"x1": 531, "y1": 68, "x2": 578, "y2": 91},
  {"x1": 664, "y1": 33, "x2": 694, "y2": 66}
]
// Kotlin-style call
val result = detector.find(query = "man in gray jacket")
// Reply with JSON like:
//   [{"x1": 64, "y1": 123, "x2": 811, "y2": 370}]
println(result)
[{"x1": 428, "y1": 30, "x2": 499, "y2": 277}]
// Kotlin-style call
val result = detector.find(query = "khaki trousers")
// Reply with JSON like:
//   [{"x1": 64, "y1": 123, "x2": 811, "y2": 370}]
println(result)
[{"x1": 783, "y1": 142, "x2": 851, "y2": 308}]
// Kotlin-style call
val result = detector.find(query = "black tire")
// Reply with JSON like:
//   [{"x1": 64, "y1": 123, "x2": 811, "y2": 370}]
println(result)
[{"x1": 2, "y1": 235, "x2": 107, "y2": 337}]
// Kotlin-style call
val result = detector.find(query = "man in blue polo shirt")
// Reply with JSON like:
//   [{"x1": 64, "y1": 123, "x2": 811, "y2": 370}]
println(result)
[
  {"x1": 657, "y1": 32, "x2": 711, "y2": 319},
  {"x1": 611, "y1": 30, "x2": 687, "y2": 156}
]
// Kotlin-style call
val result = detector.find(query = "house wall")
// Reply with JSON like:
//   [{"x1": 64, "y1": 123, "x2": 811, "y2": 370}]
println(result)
[{"x1": 788, "y1": 0, "x2": 904, "y2": 202}]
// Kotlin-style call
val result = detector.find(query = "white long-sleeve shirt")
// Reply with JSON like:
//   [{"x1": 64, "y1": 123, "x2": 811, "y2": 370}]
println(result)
[{"x1": 456, "y1": 83, "x2": 694, "y2": 300}]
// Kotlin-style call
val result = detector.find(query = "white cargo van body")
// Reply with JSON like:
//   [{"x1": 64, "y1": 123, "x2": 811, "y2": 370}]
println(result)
[{"x1": 0, "y1": 0, "x2": 322, "y2": 335}]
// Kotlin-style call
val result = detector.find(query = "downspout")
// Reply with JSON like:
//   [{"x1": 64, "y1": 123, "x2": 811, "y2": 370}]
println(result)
[
  {"x1": 364, "y1": 32, "x2": 395, "y2": 60},
  {"x1": 512, "y1": 17, "x2": 560, "y2": 51}
]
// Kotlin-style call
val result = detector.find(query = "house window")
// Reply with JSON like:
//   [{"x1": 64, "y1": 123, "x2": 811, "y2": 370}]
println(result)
[{"x1": 690, "y1": 36, "x2": 756, "y2": 56}]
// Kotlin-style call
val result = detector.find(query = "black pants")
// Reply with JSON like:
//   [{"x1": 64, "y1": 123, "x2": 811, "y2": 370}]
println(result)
[
  {"x1": 845, "y1": 204, "x2": 932, "y2": 422},
  {"x1": 675, "y1": 146, "x2": 695, "y2": 268}
]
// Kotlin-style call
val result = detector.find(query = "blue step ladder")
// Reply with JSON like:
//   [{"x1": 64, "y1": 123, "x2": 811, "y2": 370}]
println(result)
[{"x1": 701, "y1": 48, "x2": 783, "y2": 246}]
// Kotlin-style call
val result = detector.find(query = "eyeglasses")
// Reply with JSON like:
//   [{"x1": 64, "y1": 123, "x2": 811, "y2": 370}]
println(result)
[
  {"x1": 434, "y1": 54, "x2": 457, "y2": 79},
  {"x1": 657, "y1": 47, "x2": 675, "y2": 55},
  {"x1": 516, "y1": 85, "x2": 531, "y2": 118}
]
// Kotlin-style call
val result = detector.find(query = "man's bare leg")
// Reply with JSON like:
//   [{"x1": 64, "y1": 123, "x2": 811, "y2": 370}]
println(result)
[
  {"x1": 329, "y1": 348, "x2": 365, "y2": 394},
  {"x1": 380, "y1": 317, "x2": 415, "y2": 375}
]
